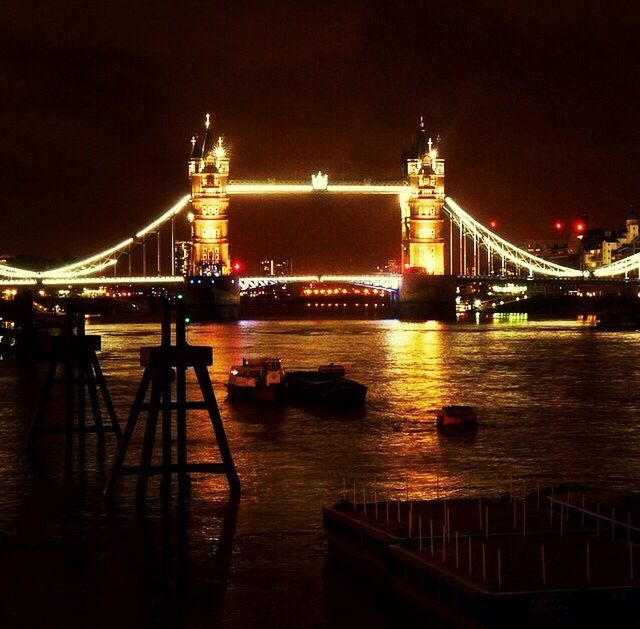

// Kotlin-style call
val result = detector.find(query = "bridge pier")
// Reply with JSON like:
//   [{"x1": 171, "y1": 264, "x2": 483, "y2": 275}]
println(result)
[
  {"x1": 398, "y1": 274, "x2": 456, "y2": 320},
  {"x1": 184, "y1": 276, "x2": 240, "y2": 321}
]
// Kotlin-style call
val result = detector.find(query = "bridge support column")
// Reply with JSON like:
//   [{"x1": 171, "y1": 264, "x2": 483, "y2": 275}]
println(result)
[
  {"x1": 184, "y1": 275, "x2": 240, "y2": 321},
  {"x1": 398, "y1": 274, "x2": 456, "y2": 320}
]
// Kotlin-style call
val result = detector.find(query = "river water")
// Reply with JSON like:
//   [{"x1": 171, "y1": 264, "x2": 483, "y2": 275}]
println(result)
[{"x1": 2, "y1": 315, "x2": 640, "y2": 627}]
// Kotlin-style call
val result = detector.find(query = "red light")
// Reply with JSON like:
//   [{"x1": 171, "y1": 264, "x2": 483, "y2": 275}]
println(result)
[
  {"x1": 553, "y1": 220, "x2": 564, "y2": 231},
  {"x1": 573, "y1": 220, "x2": 586, "y2": 234},
  {"x1": 233, "y1": 262, "x2": 241, "y2": 271},
  {"x1": 489, "y1": 219, "x2": 497, "y2": 229}
]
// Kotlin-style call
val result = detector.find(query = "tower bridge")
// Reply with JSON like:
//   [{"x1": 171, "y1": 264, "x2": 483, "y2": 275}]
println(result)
[{"x1": 2, "y1": 115, "x2": 640, "y2": 318}]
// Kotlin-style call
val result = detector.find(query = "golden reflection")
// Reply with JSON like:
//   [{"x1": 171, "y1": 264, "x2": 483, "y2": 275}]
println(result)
[{"x1": 379, "y1": 321, "x2": 453, "y2": 495}]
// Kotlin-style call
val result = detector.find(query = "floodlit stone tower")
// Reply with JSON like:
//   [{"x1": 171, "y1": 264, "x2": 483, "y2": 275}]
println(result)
[
  {"x1": 189, "y1": 114, "x2": 230, "y2": 276},
  {"x1": 402, "y1": 117, "x2": 446, "y2": 274}
]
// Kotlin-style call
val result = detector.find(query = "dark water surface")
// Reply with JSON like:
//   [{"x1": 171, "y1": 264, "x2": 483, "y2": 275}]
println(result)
[{"x1": 2, "y1": 316, "x2": 640, "y2": 627}]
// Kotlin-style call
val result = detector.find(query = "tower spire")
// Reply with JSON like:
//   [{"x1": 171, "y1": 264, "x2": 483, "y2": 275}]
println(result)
[
  {"x1": 201, "y1": 113, "x2": 213, "y2": 158},
  {"x1": 190, "y1": 135, "x2": 200, "y2": 160}
]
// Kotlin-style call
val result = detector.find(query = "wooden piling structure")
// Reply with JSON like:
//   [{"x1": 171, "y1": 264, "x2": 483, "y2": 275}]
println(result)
[
  {"x1": 104, "y1": 299, "x2": 240, "y2": 499},
  {"x1": 28, "y1": 306, "x2": 121, "y2": 449}
]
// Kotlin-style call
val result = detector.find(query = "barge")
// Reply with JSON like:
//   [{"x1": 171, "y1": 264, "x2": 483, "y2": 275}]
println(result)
[{"x1": 323, "y1": 490, "x2": 640, "y2": 626}]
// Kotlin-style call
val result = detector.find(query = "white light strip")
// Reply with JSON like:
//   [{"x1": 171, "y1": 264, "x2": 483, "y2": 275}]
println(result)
[
  {"x1": 594, "y1": 251, "x2": 640, "y2": 277},
  {"x1": 0, "y1": 279, "x2": 37, "y2": 286},
  {"x1": 240, "y1": 275, "x2": 321, "y2": 284},
  {"x1": 239, "y1": 274, "x2": 401, "y2": 291},
  {"x1": 228, "y1": 184, "x2": 313, "y2": 194},
  {"x1": 135, "y1": 194, "x2": 190, "y2": 238},
  {"x1": 42, "y1": 276, "x2": 185, "y2": 286},
  {"x1": 445, "y1": 197, "x2": 584, "y2": 278},
  {"x1": 0, "y1": 264, "x2": 43, "y2": 278},
  {"x1": 39, "y1": 238, "x2": 134, "y2": 276},
  {"x1": 327, "y1": 185, "x2": 409, "y2": 194},
  {"x1": 227, "y1": 183, "x2": 409, "y2": 195},
  {"x1": 1, "y1": 195, "x2": 190, "y2": 280}
]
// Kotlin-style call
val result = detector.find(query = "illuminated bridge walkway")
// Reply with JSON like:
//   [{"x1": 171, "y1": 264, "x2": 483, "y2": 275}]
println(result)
[{"x1": 2, "y1": 183, "x2": 640, "y2": 287}]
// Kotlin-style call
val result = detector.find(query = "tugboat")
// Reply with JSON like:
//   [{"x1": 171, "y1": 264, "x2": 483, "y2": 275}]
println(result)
[
  {"x1": 436, "y1": 405, "x2": 478, "y2": 430},
  {"x1": 227, "y1": 357, "x2": 286, "y2": 402},
  {"x1": 286, "y1": 364, "x2": 367, "y2": 406}
]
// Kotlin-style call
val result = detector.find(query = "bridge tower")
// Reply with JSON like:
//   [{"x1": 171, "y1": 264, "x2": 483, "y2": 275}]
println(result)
[
  {"x1": 188, "y1": 114, "x2": 230, "y2": 276},
  {"x1": 402, "y1": 118, "x2": 446, "y2": 274}
]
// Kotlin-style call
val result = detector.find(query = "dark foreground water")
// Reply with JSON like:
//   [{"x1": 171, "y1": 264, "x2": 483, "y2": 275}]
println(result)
[{"x1": 2, "y1": 315, "x2": 640, "y2": 627}]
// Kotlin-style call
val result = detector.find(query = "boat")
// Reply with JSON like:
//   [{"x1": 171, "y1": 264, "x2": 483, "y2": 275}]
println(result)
[
  {"x1": 286, "y1": 364, "x2": 367, "y2": 406},
  {"x1": 436, "y1": 405, "x2": 478, "y2": 430},
  {"x1": 595, "y1": 309, "x2": 640, "y2": 331},
  {"x1": 227, "y1": 357, "x2": 286, "y2": 402}
]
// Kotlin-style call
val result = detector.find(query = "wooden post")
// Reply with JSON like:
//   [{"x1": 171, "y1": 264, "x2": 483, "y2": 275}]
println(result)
[
  {"x1": 419, "y1": 515, "x2": 423, "y2": 550},
  {"x1": 513, "y1": 496, "x2": 517, "y2": 528},
  {"x1": 342, "y1": 476, "x2": 346, "y2": 500},
  {"x1": 353, "y1": 481, "x2": 357, "y2": 510},
  {"x1": 160, "y1": 363, "x2": 172, "y2": 492},
  {"x1": 104, "y1": 366, "x2": 152, "y2": 495},
  {"x1": 468, "y1": 536, "x2": 472, "y2": 574},
  {"x1": 485, "y1": 506, "x2": 489, "y2": 540},
  {"x1": 455, "y1": 531, "x2": 459, "y2": 569},
  {"x1": 479, "y1": 497, "x2": 483, "y2": 531},
  {"x1": 442, "y1": 524, "x2": 446, "y2": 561},
  {"x1": 443, "y1": 498, "x2": 447, "y2": 533},
  {"x1": 430, "y1": 518, "x2": 434, "y2": 556},
  {"x1": 482, "y1": 542, "x2": 486, "y2": 583},
  {"x1": 374, "y1": 484, "x2": 378, "y2": 520},
  {"x1": 386, "y1": 497, "x2": 390, "y2": 525},
  {"x1": 612, "y1": 507, "x2": 616, "y2": 542},
  {"x1": 397, "y1": 498, "x2": 401, "y2": 523},
  {"x1": 363, "y1": 485, "x2": 367, "y2": 516}
]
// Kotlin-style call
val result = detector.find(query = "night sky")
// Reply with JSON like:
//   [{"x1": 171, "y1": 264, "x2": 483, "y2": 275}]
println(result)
[{"x1": 2, "y1": 2, "x2": 640, "y2": 273}]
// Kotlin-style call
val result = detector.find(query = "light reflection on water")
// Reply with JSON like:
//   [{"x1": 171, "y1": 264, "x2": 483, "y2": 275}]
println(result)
[
  {"x1": 2, "y1": 317, "x2": 640, "y2": 626},
  {"x1": 95, "y1": 317, "x2": 640, "y2": 527}
]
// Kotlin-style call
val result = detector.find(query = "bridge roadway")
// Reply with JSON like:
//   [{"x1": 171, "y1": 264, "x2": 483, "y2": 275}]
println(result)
[
  {"x1": 226, "y1": 180, "x2": 409, "y2": 195},
  {"x1": 2, "y1": 273, "x2": 637, "y2": 292}
]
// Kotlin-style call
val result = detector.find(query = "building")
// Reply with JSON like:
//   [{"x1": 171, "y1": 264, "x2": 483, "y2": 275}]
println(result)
[
  {"x1": 401, "y1": 118, "x2": 446, "y2": 274},
  {"x1": 174, "y1": 241, "x2": 192, "y2": 277},
  {"x1": 260, "y1": 258, "x2": 293, "y2": 276},
  {"x1": 581, "y1": 215, "x2": 640, "y2": 271},
  {"x1": 188, "y1": 114, "x2": 230, "y2": 276}
]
